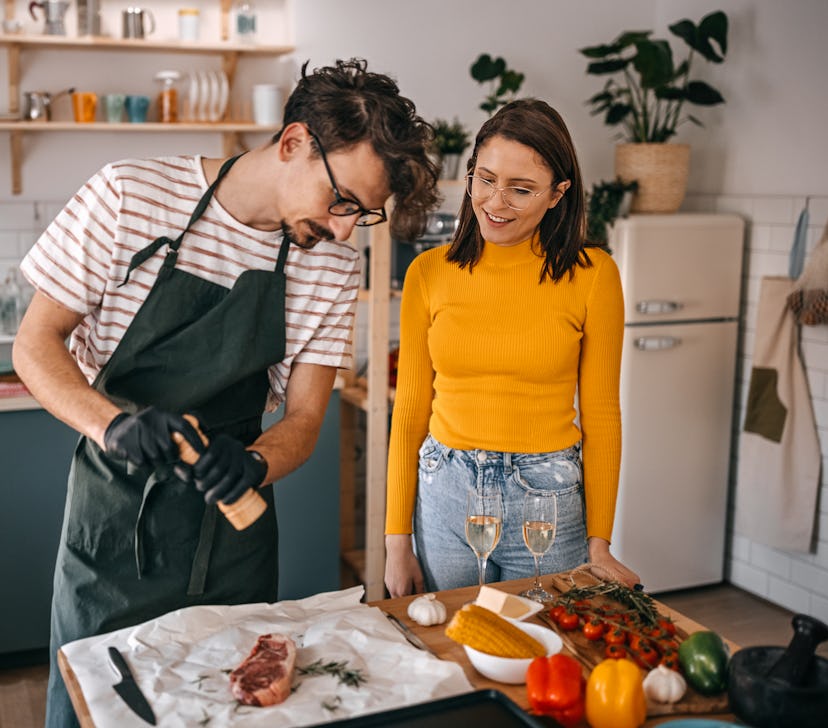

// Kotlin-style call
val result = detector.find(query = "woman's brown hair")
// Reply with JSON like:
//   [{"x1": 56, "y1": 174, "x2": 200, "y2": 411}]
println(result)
[{"x1": 448, "y1": 98, "x2": 591, "y2": 282}]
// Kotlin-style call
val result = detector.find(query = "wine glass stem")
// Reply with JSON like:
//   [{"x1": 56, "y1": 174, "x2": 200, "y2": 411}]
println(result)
[
  {"x1": 532, "y1": 553, "x2": 541, "y2": 589},
  {"x1": 478, "y1": 556, "x2": 487, "y2": 587}
]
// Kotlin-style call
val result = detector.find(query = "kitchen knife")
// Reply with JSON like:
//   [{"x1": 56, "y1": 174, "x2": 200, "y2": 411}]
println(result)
[
  {"x1": 107, "y1": 646, "x2": 157, "y2": 726},
  {"x1": 384, "y1": 611, "x2": 440, "y2": 658}
]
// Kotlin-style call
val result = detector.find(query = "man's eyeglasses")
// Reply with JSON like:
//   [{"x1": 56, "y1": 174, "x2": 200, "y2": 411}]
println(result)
[
  {"x1": 465, "y1": 174, "x2": 551, "y2": 211},
  {"x1": 307, "y1": 129, "x2": 387, "y2": 227}
]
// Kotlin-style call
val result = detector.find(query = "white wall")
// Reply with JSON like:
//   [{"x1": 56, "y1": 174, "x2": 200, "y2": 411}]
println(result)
[{"x1": 2, "y1": 0, "x2": 828, "y2": 617}]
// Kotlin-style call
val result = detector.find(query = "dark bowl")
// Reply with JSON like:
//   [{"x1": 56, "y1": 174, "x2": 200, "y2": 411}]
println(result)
[{"x1": 728, "y1": 646, "x2": 828, "y2": 728}]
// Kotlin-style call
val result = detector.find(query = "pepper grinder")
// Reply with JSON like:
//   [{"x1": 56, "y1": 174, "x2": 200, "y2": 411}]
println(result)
[{"x1": 174, "y1": 414, "x2": 268, "y2": 531}]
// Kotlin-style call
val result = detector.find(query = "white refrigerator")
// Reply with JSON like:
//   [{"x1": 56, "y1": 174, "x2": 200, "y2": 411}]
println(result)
[{"x1": 608, "y1": 214, "x2": 744, "y2": 593}]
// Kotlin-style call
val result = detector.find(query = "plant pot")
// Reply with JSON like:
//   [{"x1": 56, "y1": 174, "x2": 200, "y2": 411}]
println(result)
[
  {"x1": 439, "y1": 153, "x2": 462, "y2": 180},
  {"x1": 615, "y1": 143, "x2": 690, "y2": 213}
]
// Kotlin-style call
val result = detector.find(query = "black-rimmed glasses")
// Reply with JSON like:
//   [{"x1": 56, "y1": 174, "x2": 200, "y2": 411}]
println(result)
[
  {"x1": 307, "y1": 129, "x2": 387, "y2": 227},
  {"x1": 465, "y1": 174, "x2": 551, "y2": 211}
]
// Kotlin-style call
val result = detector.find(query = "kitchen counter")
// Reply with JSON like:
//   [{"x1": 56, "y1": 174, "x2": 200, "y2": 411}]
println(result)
[{"x1": 59, "y1": 574, "x2": 740, "y2": 727}]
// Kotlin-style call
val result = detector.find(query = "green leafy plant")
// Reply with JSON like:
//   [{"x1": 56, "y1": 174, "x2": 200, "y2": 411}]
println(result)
[
  {"x1": 470, "y1": 53, "x2": 525, "y2": 115},
  {"x1": 431, "y1": 117, "x2": 471, "y2": 156},
  {"x1": 586, "y1": 178, "x2": 639, "y2": 249},
  {"x1": 581, "y1": 10, "x2": 728, "y2": 142}
]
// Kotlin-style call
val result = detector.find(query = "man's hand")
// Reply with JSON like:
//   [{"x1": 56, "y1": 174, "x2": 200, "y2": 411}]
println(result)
[
  {"x1": 104, "y1": 407, "x2": 204, "y2": 468},
  {"x1": 192, "y1": 434, "x2": 267, "y2": 505}
]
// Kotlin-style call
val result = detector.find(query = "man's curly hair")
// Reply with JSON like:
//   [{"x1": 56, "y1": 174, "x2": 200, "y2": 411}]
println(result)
[{"x1": 276, "y1": 58, "x2": 440, "y2": 241}]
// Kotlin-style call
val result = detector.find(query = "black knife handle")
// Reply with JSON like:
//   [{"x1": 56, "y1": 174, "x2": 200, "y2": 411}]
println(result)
[{"x1": 108, "y1": 646, "x2": 130, "y2": 680}]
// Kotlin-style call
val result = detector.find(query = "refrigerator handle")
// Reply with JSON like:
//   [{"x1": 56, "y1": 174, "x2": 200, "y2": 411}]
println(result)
[
  {"x1": 635, "y1": 300, "x2": 684, "y2": 315},
  {"x1": 634, "y1": 336, "x2": 682, "y2": 351}
]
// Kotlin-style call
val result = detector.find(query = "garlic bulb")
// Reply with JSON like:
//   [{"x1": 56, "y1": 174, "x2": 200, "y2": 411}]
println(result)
[
  {"x1": 406, "y1": 593, "x2": 447, "y2": 626},
  {"x1": 643, "y1": 664, "x2": 687, "y2": 704}
]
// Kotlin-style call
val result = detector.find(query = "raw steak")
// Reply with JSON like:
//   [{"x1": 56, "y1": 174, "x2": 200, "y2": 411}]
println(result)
[{"x1": 230, "y1": 633, "x2": 297, "y2": 706}]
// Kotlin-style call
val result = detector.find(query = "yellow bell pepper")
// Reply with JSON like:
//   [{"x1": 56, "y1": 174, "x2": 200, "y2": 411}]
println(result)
[{"x1": 585, "y1": 657, "x2": 647, "y2": 728}]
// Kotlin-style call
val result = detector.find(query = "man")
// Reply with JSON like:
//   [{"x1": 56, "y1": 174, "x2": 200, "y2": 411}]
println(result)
[{"x1": 13, "y1": 58, "x2": 439, "y2": 728}]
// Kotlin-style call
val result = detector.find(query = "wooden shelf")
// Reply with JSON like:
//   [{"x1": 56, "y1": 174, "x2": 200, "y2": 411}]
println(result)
[
  {"x1": 0, "y1": 7, "x2": 295, "y2": 194},
  {"x1": 340, "y1": 382, "x2": 395, "y2": 411},
  {"x1": 0, "y1": 34, "x2": 292, "y2": 56},
  {"x1": 0, "y1": 121, "x2": 274, "y2": 132}
]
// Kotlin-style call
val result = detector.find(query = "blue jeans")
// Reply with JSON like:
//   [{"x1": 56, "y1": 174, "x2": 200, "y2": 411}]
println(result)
[{"x1": 413, "y1": 434, "x2": 588, "y2": 592}]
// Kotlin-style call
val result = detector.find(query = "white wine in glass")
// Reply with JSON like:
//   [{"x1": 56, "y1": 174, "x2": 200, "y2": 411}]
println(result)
[
  {"x1": 520, "y1": 491, "x2": 557, "y2": 602},
  {"x1": 465, "y1": 490, "x2": 503, "y2": 588}
]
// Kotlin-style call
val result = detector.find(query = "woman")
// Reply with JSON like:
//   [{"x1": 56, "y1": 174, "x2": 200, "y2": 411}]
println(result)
[{"x1": 384, "y1": 98, "x2": 640, "y2": 597}]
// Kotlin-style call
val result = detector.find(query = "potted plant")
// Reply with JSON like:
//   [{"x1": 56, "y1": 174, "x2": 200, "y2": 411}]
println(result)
[
  {"x1": 470, "y1": 53, "x2": 525, "y2": 116},
  {"x1": 431, "y1": 117, "x2": 471, "y2": 180},
  {"x1": 580, "y1": 10, "x2": 728, "y2": 212},
  {"x1": 586, "y1": 178, "x2": 639, "y2": 251}
]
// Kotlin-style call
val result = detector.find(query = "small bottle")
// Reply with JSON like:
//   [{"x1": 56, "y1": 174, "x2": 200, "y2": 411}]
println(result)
[
  {"x1": 233, "y1": 0, "x2": 257, "y2": 43},
  {"x1": 154, "y1": 71, "x2": 181, "y2": 123}
]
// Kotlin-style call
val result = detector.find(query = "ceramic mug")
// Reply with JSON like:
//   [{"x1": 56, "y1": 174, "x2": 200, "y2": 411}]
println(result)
[
  {"x1": 252, "y1": 84, "x2": 281, "y2": 126},
  {"x1": 125, "y1": 94, "x2": 150, "y2": 123},
  {"x1": 104, "y1": 94, "x2": 126, "y2": 123},
  {"x1": 71, "y1": 92, "x2": 97, "y2": 123}
]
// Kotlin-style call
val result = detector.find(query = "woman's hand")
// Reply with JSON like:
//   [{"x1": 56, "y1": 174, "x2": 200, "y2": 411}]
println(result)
[
  {"x1": 384, "y1": 534, "x2": 425, "y2": 597},
  {"x1": 587, "y1": 537, "x2": 641, "y2": 589}
]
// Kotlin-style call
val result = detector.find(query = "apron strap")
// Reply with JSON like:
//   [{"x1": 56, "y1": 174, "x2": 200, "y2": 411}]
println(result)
[
  {"x1": 133, "y1": 469, "x2": 217, "y2": 597},
  {"x1": 275, "y1": 233, "x2": 290, "y2": 272},
  {"x1": 187, "y1": 506, "x2": 218, "y2": 596},
  {"x1": 119, "y1": 154, "x2": 245, "y2": 286}
]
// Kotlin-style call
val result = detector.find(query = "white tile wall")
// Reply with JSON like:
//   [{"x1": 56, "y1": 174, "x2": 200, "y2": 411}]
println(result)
[{"x1": 687, "y1": 191, "x2": 828, "y2": 619}]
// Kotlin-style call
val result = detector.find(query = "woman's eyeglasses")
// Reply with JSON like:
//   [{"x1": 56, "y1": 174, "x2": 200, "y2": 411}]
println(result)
[
  {"x1": 465, "y1": 174, "x2": 551, "y2": 211},
  {"x1": 308, "y1": 129, "x2": 387, "y2": 227}
]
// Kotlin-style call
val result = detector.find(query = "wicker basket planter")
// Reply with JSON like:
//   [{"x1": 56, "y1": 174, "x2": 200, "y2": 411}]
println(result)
[{"x1": 615, "y1": 143, "x2": 690, "y2": 213}]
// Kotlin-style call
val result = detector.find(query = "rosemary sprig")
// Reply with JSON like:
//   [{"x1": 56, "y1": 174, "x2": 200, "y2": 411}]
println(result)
[
  {"x1": 557, "y1": 581, "x2": 659, "y2": 625},
  {"x1": 297, "y1": 659, "x2": 367, "y2": 688}
]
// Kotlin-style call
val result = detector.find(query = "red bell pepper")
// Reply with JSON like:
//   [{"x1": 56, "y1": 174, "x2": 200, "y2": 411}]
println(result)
[{"x1": 526, "y1": 653, "x2": 585, "y2": 727}]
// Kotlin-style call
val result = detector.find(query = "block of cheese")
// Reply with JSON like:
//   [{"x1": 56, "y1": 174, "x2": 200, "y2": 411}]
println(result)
[{"x1": 475, "y1": 586, "x2": 533, "y2": 620}]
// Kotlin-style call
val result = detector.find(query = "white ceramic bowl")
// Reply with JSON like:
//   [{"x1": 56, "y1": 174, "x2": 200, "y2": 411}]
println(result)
[{"x1": 463, "y1": 621, "x2": 563, "y2": 684}]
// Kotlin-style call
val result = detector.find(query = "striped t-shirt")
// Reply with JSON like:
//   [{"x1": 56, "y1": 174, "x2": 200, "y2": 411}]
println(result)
[{"x1": 20, "y1": 155, "x2": 360, "y2": 412}]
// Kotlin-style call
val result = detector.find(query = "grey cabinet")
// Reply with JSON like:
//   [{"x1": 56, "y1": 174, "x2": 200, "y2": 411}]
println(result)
[
  {"x1": 0, "y1": 394, "x2": 341, "y2": 656},
  {"x1": 0, "y1": 408, "x2": 77, "y2": 654}
]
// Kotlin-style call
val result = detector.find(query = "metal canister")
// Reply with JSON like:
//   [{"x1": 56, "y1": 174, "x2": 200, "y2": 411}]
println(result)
[{"x1": 77, "y1": 0, "x2": 101, "y2": 36}]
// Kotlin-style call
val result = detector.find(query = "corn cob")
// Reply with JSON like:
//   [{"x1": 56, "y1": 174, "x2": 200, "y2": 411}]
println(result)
[{"x1": 445, "y1": 604, "x2": 546, "y2": 658}]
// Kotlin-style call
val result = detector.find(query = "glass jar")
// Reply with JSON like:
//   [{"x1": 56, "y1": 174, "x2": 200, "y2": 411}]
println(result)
[
  {"x1": 233, "y1": 0, "x2": 257, "y2": 43},
  {"x1": 154, "y1": 71, "x2": 181, "y2": 123}
]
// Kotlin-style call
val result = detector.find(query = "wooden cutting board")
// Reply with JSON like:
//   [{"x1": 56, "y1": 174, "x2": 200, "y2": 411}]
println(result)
[{"x1": 540, "y1": 569, "x2": 730, "y2": 718}]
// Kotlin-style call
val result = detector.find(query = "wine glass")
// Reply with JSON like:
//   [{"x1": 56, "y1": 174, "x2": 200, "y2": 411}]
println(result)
[
  {"x1": 465, "y1": 490, "x2": 503, "y2": 589},
  {"x1": 520, "y1": 491, "x2": 558, "y2": 602}
]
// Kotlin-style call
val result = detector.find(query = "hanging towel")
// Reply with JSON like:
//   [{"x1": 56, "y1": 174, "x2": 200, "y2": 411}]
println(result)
[
  {"x1": 734, "y1": 219, "x2": 821, "y2": 552},
  {"x1": 788, "y1": 215, "x2": 828, "y2": 325}
]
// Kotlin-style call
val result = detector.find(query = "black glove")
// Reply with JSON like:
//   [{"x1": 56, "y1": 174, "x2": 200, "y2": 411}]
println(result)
[
  {"x1": 104, "y1": 407, "x2": 205, "y2": 469},
  {"x1": 192, "y1": 433, "x2": 267, "y2": 506}
]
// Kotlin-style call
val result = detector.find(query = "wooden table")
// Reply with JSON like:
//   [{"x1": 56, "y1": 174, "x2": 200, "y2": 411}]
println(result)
[
  {"x1": 372, "y1": 576, "x2": 739, "y2": 727},
  {"x1": 59, "y1": 575, "x2": 739, "y2": 727}
]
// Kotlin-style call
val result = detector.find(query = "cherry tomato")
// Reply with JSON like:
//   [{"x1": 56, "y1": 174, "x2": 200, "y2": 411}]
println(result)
[
  {"x1": 658, "y1": 638, "x2": 681, "y2": 654},
  {"x1": 628, "y1": 633, "x2": 645, "y2": 652},
  {"x1": 658, "y1": 617, "x2": 678, "y2": 636},
  {"x1": 582, "y1": 619, "x2": 605, "y2": 641},
  {"x1": 573, "y1": 600, "x2": 591, "y2": 612},
  {"x1": 633, "y1": 643, "x2": 660, "y2": 669},
  {"x1": 659, "y1": 650, "x2": 681, "y2": 671},
  {"x1": 605, "y1": 644, "x2": 627, "y2": 659},
  {"x1": 549, "y1": 604, "x2": 567, "y2": 624},
  {"x1": 558, "y1": 610, "x2": 580, "y2": 631},
  {"x1": 604, "y1": 628, "x2": 627, "y2": 646}
]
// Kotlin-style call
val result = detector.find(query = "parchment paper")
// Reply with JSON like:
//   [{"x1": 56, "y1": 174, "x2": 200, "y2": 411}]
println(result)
[{"x1": 61, "y1": 586, "x2": 472, "y2": 727}]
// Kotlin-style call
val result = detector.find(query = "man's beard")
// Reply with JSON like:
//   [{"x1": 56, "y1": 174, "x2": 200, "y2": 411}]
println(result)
[{"x1": 281, "y1": 219, "x2": 335, "y2": 250}]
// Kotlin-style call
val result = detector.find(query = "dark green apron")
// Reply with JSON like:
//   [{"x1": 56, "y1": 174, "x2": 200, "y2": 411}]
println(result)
[{"x1": 46, "y1": 155, "x2": 290, "y2": 728}]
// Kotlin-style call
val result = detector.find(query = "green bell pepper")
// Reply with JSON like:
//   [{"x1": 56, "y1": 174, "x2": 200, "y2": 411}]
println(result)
[{"x1": 678, "y1": 630, "x2": 730, "y2": 694}]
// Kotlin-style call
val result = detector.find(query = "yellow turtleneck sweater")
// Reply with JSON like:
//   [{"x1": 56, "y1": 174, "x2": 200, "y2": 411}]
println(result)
[{"x1": 385, "y1": 237, "x2": 624, "y2": 542}]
